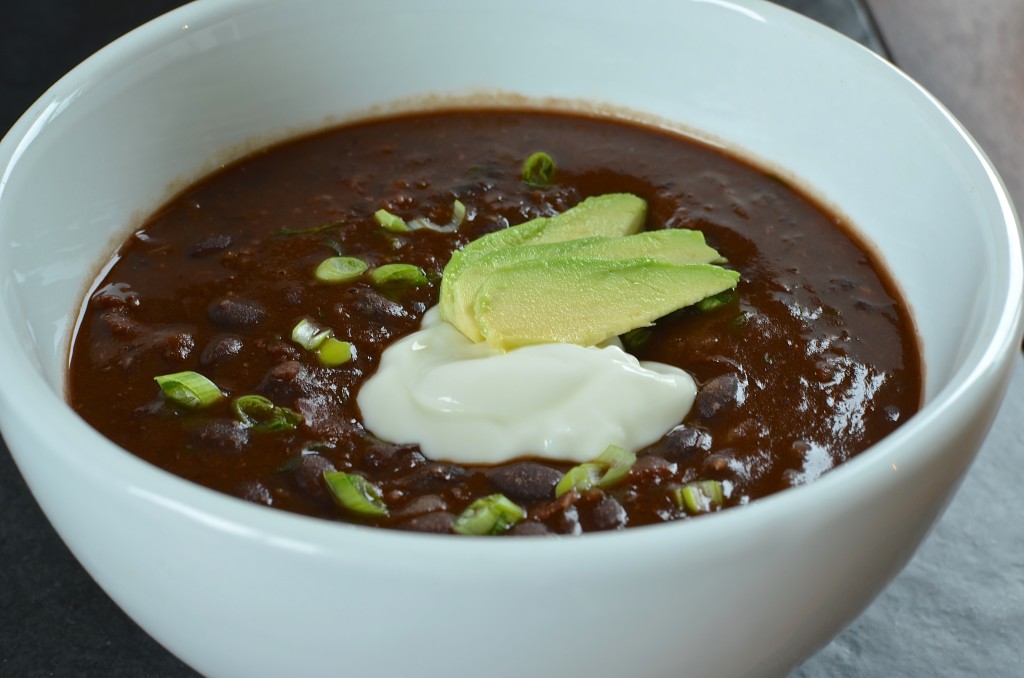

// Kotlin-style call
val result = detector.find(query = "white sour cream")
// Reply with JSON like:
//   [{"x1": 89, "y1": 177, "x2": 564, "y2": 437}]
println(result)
[{"x1": 357, "y1": 307, "x2": 697, "y2": 464}]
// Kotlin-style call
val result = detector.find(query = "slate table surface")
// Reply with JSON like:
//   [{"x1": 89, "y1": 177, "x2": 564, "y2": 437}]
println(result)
[{"x1": 2, "y1": 1, "x2": 1022, "y2": 676}]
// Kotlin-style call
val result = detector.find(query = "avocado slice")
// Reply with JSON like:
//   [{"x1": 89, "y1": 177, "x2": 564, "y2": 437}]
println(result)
[
  {"x1": 444, "y1": 229, "x2": 724, "y2": 342},
  {"x1": 439, "y1": 193, "x2": 647, "y2": 326},
  {"x1": 472, "y1": 258, "x2": 741, "y2": 350}
]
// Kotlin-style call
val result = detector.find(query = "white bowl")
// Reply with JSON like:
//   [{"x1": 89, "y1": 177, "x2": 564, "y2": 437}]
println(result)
[{"x1": 0, "y1": 1, "x2": 1020, "y2": 677}]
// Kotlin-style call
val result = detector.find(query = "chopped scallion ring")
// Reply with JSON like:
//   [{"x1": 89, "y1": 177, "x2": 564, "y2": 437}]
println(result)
[
  {"x1": 555, "y1": 444, "x2": 637, "y2": 497},
  {"x1": 672, "y1": 480, "x2": 726, "y2": 515},
  {"x1": 521, "y1": 151, "x2": 556, "y2": 187},
  {"x1": 620, "y1": 327, "x2": 653, "y2": 352},
  {"x1": 695, "y1": 289, "x2": 737, "y2": 313},
  {"x1": 374, "y1": 208, "x2": 409, "y2": 233},
  {"x1": 314, "y1": 256, "x2": 368, "y2": 284},
  {"x1": 232, "y1": 394, "x2": 303, "y2": 432},
  {"x1": 408, "y1": 199, "x2": 467, "y2": 233},
  {"x1": 453, "y1": 494, "x2": 525, "y2": 535},
  {"x1": 153, "y1": 370, "x2": 222, "y2": 409},
  {"x1": 595, "y1": 445, "x2": 637, "y2": 488},
  {"x1": 323, "y1": 471, "x2": 389, "y2": 518},
  {"x1": 317, "y1": 337, "x2": 354, "y2": 366},
  {"x1": 291, "y1": 318, "x2": 333, "y2": 351},
  {"x1": 370, "y1": 263, "x2": 428, "y2": 288},
  {"x1": 554, "y1": 463, "x2": 604, "y2": 497}
]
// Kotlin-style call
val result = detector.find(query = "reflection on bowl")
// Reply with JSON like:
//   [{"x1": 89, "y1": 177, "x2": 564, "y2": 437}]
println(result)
[{"x1": 0, "y1": 1, "x2": 1020, "y2": 677}]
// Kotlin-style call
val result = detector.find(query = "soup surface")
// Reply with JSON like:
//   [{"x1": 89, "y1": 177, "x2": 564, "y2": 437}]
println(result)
[{"x1": 67, "y1": 109, "x2": 922, "y2": 535}]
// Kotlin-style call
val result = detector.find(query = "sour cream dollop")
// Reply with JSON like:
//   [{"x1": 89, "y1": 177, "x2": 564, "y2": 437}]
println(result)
[{"x1": 357, "y1": 308, "x2": 697, "y2": 464}]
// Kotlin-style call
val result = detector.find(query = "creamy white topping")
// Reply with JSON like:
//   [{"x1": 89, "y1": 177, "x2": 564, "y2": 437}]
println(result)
[{"x1": 357, "y1": 308, "x2": 697, "y2": 464}]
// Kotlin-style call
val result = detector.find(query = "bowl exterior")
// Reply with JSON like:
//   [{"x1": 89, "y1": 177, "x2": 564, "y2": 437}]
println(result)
[{"x1": 0, "y1": 1, "x2": 1020, "y2": 677}]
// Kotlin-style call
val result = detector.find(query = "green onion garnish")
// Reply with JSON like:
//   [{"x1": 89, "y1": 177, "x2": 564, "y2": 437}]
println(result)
[
  {"x1": 291, "y1": 317, "x2": 333, "y2": 351},
  {"x1": 232, "y1": 394, "x2": 303, "y2": 432},
  {"x1": 695, "y1": 289, "x2": 737, "y2": 313},
  {"x1": 672, "y1": 480, "x2": 726, "y2": 515},
  {"x1": 594, "y1": 445, "x2": 637, "y2": 488},
  {"x1": 374, "y1": 209, "x2": 409, "y2": 233},
  {"x1": 555, "y1": 444, "x2": 637, "y2": 497},
  {"x1": 317, "y1": 337, "x2": 354, "y2": 366},
  {"x1": 323, "y1": 471, "x2": 389, "y2": 518},
  {"x1": 369, "y1": 263, "x2": 428, "y2": 288},
  {"x1": 453, "y1": 494, "x2": 525, "y2": 535},
  {"x1": 153, "y1": 371, "x2": 223, "y2": 409},
  {"x1": 521, "y1": 151, "x2": 556, "y2": 187},
  {"x1": 314, "y1": 256, "x2": 368, "y2": 284},
  {"x1": 408, "y1": 199, "x2": 467, "y2": 233},
  {"x1": 554, "y1": 463, "x2": 604, "y2": 497},
  {"x1": 620, "y1": 327, "x2": 653, "y2": 352}
]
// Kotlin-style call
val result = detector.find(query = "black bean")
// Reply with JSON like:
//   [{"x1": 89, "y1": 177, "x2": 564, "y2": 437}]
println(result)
[
  {"x1": 507, "y1": 521, "x2": 554, "y2": 536},
  {"x1": 530, "y1": 490, "x2": 578, "y2": 522},
  {"x1": 186, "y1": 419, "x2": 249, "y2": 454},
  {"x1": 553, "y1": 505, "x2": 582, "y2": 536},
  {"x1": 695, "y1": 373, "x2": 742, "y2": 420},
  {"x1": 207, "y1": 297, "x2": 266, "y2": 329},
  {"x1": 397, "y1": 511, "x2": 455, "y2": 534},
  {"x1": 487, "y1": 462, "x2": 562, "y2": 501},
  {"x1": 651, "y1": 425, "x2": 712, "y2": 463},
  {"x1": 237, "y1": 481, "x2": 273, "y2": 506},
  {"x1": 628, "y1": 455, "x2": 677, "y2": 484},
  {"x1": 363, "y1": 440, "x2": 420, "y2": 471},
  {"x1": 263, "y1": 340, "x2": 301, "y2": 363},
  {"x1": 386, "y1": 449, "x2": 427, "y2": 475},
  {"x1": 190, "y1": 233, "x2": 233, "y2": 257},
  {"x1": 92, "y1": 282, "x2": 140, "y2": 309},
  {"x1": 350, "y1": 287, "x2": 409, "y2": 320},
  {"x1": 281, "y1": 284, "x2": 304, "y2": 307},
  {"x1": 589, "y1": 495, "x2": 628, "y2": 531},
  {"x1": 289, "y1": 453, "x2": 337, "y2": 504},
  {"x1": 200, "y1": 334, "x2": 244, "y2": 366},
  {"x1": 395, "y1": 463, "x2": 470, "y2": 493},
  {"x1": 256, "y1": 360, "x2": 306, "y2": 404},
  {"x1": 99, "y1": 310, "x2": 137, "y2": 338},
  {"x1": 394, "y1": 494, "x2": 447, "y2": 518},
  {"x1": 159, "y1": 330, "x2": 195, "y2": 362}
]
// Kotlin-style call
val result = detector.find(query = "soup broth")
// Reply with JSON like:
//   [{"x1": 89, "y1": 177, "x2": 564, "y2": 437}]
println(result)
[{"x1": 67, "y1": 109, "x2": 922, "y2": 535}]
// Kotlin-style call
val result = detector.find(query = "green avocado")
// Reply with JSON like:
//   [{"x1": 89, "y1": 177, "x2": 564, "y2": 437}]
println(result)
[
  {"x1": 472, "y1": 258, "x2": 740, "y2": 350},
  {"x1": 438, "y1": 193, "x2": 647, "y2": 327},
  {"x1": 443, "y1": 229, "x2": 724, "y2": 342}
]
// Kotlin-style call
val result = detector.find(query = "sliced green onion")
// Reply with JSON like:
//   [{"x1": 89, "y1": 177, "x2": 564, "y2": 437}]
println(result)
[
  {"x1": 696, "y1": 289, "x2": 737, "y2": 313},
  {"x1": 620, "y1": 327, "x2": 653, "y2": 352},
  {"x1": 672, "y1": 480, "x2": 726, "y2": 515},
  {"x1": 154, "y1": 371, "x2": 222, "y2": 409},
  {"x1": 369, "y1": 263, "x2": 428, "y2": 288},
  {"x1": 555, "y1": 463, "x2": 604, "y2": 497},
  {"x1": 323, "y1": 471, "x2": 389, "y2": 518},
  {"x1": 317, "y1": 337, "x2": 354, "y2": 366},
  {"x1": 232, "y1": 394, "x2": 303, "y2": 432},
  {"x1": 555, "y1": 445, "x2": 637, "y2": 497},
  {"x1": 595, "y1": 445, "x2": 637, "y2": 488},
  {"x1": 374, "y1": 208, "x2": 409, "y2": 233},
  {"x1": 408, "y1": 199, "x2": 467, "y2": 233},
  {"x1": 453, "y1": 494, "x2": 525, "y2": 535},
  {"x1": 314, "y1": 256, "x2": 368, "y2": 284},
  {"x1": 291, "y1": 317, "x2": 333, "y2": 351},
  {"x1": 521, "y1": 151, "x2": 556, "y2": 188}
]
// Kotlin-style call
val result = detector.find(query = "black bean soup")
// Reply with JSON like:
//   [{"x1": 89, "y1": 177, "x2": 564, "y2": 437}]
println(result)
[{"x1": 67, "y1": 109, "x2": 922, "y2": 535}]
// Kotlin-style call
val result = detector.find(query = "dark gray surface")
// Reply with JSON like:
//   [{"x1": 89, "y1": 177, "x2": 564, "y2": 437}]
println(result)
[{"x1": 2, "y1": 1, "x2": 1020, "y2": 676}]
